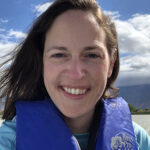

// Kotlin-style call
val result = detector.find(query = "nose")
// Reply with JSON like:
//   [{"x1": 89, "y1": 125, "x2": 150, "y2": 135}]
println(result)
[{"x1": 66, "y1": 57, "x2": 86, "y2": 80}]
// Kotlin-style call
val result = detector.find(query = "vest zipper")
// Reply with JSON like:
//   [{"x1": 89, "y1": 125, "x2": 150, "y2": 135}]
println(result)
[{"x1": 73, "y1": 136, "x2": 81, "y2": 150}]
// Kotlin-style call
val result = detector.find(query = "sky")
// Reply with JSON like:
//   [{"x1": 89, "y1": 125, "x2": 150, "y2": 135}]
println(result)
[{"x1": 0, "y1": 0, "x2": 150, "y2": 87}]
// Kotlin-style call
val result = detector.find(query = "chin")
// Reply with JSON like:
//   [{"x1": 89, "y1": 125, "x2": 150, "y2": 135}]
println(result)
[{"x1": 61, "y1": 107, "x2": 92, "y2": 120}]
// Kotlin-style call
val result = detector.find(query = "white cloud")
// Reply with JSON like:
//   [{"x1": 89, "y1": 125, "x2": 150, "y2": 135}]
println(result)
[
  {"x1": 0, "y1": 18, "x2": 8, "y2": 24},
  {"x1": 104, "y1": 11, "x2": 120, "y2": 20},
  {"x1": 129, "y1": 14, "x2": 150, "y2": 39},
  {"x1": 34, "y1": 2, "x2": 54, "y2": 16},
  {"x1": 115, "y1": 18, "x2": 150, "y2": 54},
  {"x1": 0, "y1": 29, "x2": 26, "y2": 46},
  {"x1": 0, "y1": 29, "x2": 26, "y2": 66},
  {"x1": 8, "y1": 29, "x2": 27, "y2": 39},
  {"x1": 117, "y1": 53, "x2": 150, "y2": 86},
  {"x1": 116, "y1": 71, "x2": 150, "y2": 87},
  {"x1": 120, "y1": 54, "x2": 150, "y2": 72},
  {"x1": 104, "y1": 11, "x2": 150, "y2": 86},
  {"x1": 0, "y1": 42, "x2": 17, "y2": 54},
  {"x1": 104, "y1": 12, "x2": 150, "y2": 55},
  {"x1": 0, "y1": 41, "x2": 18, "y2": 67}
]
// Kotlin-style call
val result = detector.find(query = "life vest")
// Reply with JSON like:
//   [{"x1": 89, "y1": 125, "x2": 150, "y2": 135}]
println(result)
[{"x1": 15, "y1": 97, "x2": 138, "y2": 150}]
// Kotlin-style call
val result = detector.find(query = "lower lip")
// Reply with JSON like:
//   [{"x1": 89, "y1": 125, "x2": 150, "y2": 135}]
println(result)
[{"x1": 59, "y1": 87, "x2": 89, "y2": 100}]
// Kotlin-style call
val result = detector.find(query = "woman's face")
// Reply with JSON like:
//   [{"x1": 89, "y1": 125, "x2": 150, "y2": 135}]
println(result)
[{"x1": 43, "y1": 10, "x2": 114, "y2": 120}]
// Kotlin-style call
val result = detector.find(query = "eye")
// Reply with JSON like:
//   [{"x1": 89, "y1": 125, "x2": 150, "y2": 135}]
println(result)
[
  {"x1": 85, "y1": 53, "x2": 100, "y2": 58},
  {"x1": 51, "y1": 53, "x2": 66, "y2": 58}
]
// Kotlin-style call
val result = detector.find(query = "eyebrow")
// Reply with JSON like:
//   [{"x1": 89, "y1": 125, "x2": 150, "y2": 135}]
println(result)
[
  {"x1": 84, "y1": 46, "x2": 101, "y2": 51},
  {"x1": 46, "y1": 46, "x2": 67, "y2": 52},
  {"x1": 46, "y1": 45, "x2": 104, "y2": 52}
]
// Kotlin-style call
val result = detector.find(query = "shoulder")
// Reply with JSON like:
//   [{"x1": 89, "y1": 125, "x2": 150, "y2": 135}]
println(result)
[
  {"x1": 133, "y1": 121, "x2": 150, "y2": 150},
  {"x1": 0, "y1": 116, "x2": 16, "y2": 150}
]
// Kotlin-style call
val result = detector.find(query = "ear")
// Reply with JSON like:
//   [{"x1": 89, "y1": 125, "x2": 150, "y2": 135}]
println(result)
[
  {"x1": 107, "y1": 50, "x2": 117, "y2": 78},
  {"x1": 107, "y1": 61, "x2": 114, "y2": 78}
]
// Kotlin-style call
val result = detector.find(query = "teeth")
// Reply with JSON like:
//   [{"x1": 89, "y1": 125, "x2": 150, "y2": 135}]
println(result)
[{"x1": 63, "y1": 87, "x2": 87, "y2": 95}]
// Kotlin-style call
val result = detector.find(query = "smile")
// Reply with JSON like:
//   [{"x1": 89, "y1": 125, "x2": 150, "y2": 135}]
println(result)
[{"x1": 62, "y1": 86, "x2": 88, "y2": 95}]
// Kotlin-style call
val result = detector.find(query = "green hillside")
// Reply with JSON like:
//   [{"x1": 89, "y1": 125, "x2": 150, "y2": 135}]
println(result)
[{"x1": 128, "y1": 103, "x2": 150, "y2": 114}]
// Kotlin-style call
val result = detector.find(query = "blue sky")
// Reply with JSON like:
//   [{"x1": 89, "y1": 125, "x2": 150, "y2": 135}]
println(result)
[
  {"x1": 0, "y1": 0, "x2": 150, "y2": 86},
  {"x1": 100, "y1": 0, "x2": 150, "y2": 19},
  {"x1": 1, "y1": 0, "x2": 150, "y2": 30}
]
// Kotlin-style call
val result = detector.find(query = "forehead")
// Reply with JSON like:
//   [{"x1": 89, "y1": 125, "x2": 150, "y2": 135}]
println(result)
[
  {"x1": 45, "y1": 10, "x2": 106, "y2": 47},
  {"x1": 54, "y1": 9, "x2": 97, "y2": 25}
]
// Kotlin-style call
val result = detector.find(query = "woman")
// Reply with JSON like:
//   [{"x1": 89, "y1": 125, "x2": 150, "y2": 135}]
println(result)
[{"x1": 0, "y1": 0, "x2": 150, "y2": 150}]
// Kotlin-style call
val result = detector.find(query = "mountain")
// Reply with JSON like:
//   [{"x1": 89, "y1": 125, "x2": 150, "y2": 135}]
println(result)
[{"x1": 118, "y1": 84, "x2": 150, "y2": 109}]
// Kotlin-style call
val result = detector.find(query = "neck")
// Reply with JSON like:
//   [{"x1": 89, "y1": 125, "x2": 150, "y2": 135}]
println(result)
[{"x1": 63, "y1": 110, "x2": 95, "y2": 134}]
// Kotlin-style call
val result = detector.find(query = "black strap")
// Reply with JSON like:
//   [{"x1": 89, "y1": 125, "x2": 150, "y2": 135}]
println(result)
[{"x1": 87, "y1": 100, "x2": 103, "y2": 150}]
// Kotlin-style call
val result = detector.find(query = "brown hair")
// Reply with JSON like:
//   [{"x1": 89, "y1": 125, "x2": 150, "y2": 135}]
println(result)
[{"x1": 0, "y1": 0, "x2": 119, "y2": 120}]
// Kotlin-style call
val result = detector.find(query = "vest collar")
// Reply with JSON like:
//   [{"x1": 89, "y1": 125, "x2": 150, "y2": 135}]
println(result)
[{"x1": 15, "y1": 97, "x2": 138, "y2": 150}]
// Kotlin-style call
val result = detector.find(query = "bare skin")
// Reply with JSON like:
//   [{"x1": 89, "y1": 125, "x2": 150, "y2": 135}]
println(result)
[{"x1": 43, "y1": 10, "x2": 114, "y2": 133}]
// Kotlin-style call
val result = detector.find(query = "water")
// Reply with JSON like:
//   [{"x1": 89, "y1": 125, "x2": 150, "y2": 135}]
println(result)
[
  {"x1": 132, "y1": 115, "x2": 150, "y2": 135},
  {"x1": 0, "y1": 115, "x2": 150, "y2": 135}
]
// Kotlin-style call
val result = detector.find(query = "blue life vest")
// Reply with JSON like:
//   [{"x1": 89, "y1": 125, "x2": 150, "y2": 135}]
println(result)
[{"x1": 15, "y1": 97, "x2": 138, "y2": 150}]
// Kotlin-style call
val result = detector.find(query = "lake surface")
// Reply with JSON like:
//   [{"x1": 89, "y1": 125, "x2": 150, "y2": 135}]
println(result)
[
  {"x1": 132, "y1": 115, "x2": 150, "y2": 135},
  {"x1": 0, "y1": 115, "x2": 150, "y2": 135}
]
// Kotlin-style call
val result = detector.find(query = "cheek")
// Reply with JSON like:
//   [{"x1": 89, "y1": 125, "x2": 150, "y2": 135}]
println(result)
[
  {"x1": 43, "y1": 60, "x2": 65, "y2": 85},
  {"x1": 91, "y1": 65, "x2": 109, "y2": 95},
  {"x1": 88, "y1": 63, "x2": 109, "y2": 80},
  {"x1": 43, "y1": 60, "x2": 56, "y2": 91}
]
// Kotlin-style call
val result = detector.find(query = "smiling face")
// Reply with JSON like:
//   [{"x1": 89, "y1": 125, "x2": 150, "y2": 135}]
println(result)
[{"x1": 43, "y1": 10, "x2": 114, "y2": 120}]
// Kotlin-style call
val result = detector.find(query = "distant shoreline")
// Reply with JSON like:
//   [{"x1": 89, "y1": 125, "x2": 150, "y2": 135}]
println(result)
[
  {"x1": 132, "y1": 112, "x2": 150, "y2": 115},
  {"x1": 129, "y1": 103, "x2": 150, "y2": 115}
]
